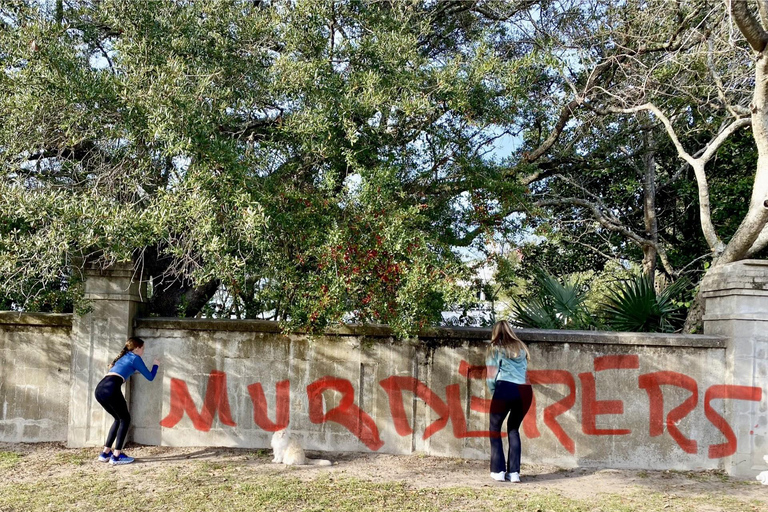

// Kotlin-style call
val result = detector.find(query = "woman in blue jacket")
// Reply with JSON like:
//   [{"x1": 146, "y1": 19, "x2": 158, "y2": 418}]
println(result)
[
  {"x1": 94, "y1": 337, "x2": 160, "y2": 465},
  {"x1": 486, "y1": 320, "x2": 532, "y2": 483}
]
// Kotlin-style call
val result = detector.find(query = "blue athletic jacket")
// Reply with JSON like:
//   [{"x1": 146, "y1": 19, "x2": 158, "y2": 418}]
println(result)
[
  {"x1": 110, "y1": 352, "x2": 158, "y2": 381},
  {"x1": 486, "y1": 350, "x2": 527, "y2": 394}
]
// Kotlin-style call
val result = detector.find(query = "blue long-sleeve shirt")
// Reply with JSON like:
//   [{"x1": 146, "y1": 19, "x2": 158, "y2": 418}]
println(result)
[
  {"x1": 110, "y1": 352, "x2": 158, "y2": 381},
  {"x1": 486, "y1": 350, "x2": 527, "y2": 394}
]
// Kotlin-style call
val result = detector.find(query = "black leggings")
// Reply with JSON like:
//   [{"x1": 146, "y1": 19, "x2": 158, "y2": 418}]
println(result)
[
  {"x1": 94, "y1": 375, "x2": 131, "y2": 451},
  {"x1": 489, "y1": 381, "x2": 533, "y2": 474}
]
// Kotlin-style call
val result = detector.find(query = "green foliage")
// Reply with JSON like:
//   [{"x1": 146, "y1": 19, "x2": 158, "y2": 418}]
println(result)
[
  {"x1": 507, "y1": 264, "x2": 690, "y2": 333},
  {"x1": 580, "y1": 260, "x2": 641, "y2": 314},
  {"x1": 511, "y1": 269, "x2": 594, "y2": 330},
  {"x1": 600, "y1": 275, "x2": 689, "y2": 333},
  {"x1": 0, "y1": 1, "x2": 533, "y2": 334}
]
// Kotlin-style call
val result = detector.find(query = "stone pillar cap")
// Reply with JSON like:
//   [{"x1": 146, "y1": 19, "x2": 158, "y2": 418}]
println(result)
[{"x1": 700, "y1": 259, "x2": 768, "y2": 296}]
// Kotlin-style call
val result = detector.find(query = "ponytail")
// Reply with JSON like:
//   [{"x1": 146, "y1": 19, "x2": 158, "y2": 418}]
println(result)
[{"x1": 109, "y1": 337, "x2": 145, "y2": 368}]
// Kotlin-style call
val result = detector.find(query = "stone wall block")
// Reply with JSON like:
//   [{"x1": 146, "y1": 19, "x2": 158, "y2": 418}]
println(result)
[
  {"x1": 67, "y1": 261, "x2": 147, "y2": 448},
  {"x1": 0, "y1": 313, "x2": 72, "y2": 443},
  {"x1": 702, "y1": 259, "x2": 768, "y2": 478}
]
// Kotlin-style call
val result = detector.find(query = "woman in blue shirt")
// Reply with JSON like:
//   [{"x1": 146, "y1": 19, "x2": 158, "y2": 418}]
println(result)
[
  {"x1": 486, "y1": 320, "x2": 532, "y2": 483},
  {"x1": 94, "y1": 337, "x2": 160, "y2": 465}
]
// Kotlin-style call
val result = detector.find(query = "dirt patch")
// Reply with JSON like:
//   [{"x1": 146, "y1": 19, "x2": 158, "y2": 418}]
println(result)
[{"x1": 2, "y1": 441, "x2": 766, "y2": 505}]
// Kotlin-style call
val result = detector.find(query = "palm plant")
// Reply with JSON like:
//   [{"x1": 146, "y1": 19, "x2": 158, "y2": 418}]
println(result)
[
  {"x1": 600, "y1": 275, "x2": 688, "y2": 332},
  {"x1": 510, "y1": 270, "x2": 595, "y2": 330}
]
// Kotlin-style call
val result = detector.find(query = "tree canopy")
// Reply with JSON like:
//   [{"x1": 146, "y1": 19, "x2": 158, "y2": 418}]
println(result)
[
  {"x1": 1, "y1": 0, "x2": 534, "y2": 334},
  {"x1": 2, "y1": 0, "x2": 767, "y2": 334}
]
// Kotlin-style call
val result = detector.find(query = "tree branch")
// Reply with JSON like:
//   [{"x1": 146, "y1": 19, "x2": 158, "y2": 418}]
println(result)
[
  {"x1": 746, "y1": 222, "x2": 768, "y2": 255},
  {"x1": 534, "y1": 196, "x2": 647, "y2": 245},
  {"x1": 605, "y1": 103, "x2": 750, "y2": 253},
  {"x1": 731, "y1": 0, "x2": 768, "y2": 52},
  {"x1": 533, "y1": 194, "x2": 678, "y2": 276},
  {"x1": 707, "y1": 35, "x2": 750, "y2": 118},
  {"x1": 518, "y1": 17, "x2": 701, "y2": 183},
  {"x1": 759, "y1": 0, "x2": 768, "y2": 30}
]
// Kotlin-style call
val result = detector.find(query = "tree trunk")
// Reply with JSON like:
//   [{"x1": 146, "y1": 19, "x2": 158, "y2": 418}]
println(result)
[
  {"x1": 683, "y1": 289, "x2": 704, "y2": 333},
  {"x1": 139, "y1": 245, "x2": 220, "y2": 317},
  {"x1": 717, "y1": 54, "x2": 768, "y2": 263},
  {"x1": 684, "y1": 4, "x2": 768, "y2": 332},
  {"x1": 641, "y1": 123, "x2": 659, "y2": 278},
  {"x1": 148, "y1": 278, "x2": 221, "y2": 318}
]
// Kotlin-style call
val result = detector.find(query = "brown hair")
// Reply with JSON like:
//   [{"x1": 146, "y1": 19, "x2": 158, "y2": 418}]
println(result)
[
  {"x1": 486, "y1": 320, "x2": 530, "y2": 361},
  {"x1": 110, "y1": 337, "x2": 145, "y2": 368}
]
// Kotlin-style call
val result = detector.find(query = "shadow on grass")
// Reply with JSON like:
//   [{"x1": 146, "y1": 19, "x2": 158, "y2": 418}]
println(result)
[{"x1": 130, "y1": 447, "x2": 260, "y2": 463}]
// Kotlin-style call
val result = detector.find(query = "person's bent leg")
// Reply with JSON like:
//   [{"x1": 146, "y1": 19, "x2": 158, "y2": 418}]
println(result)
[
  {"x1": 505, "y1": 384, "x2": 533, "y2": 475},
  {"x1": 108, "y1": 393, "x2": 134, "y2": 464},
  {"x1": 110, "y1": 393, "x2": 131, "y2": 453},
  {"x1": 489, "y1": 383, "x2": 513, "y2": 476},
  {"x1": 489, "y1": 408, "x2": 508, "y2": 474},
  {"x1": 95, "y1": 377, "x2": 122, "y2": 452},
  {"x1": 95, "y1": 376, "x2": 131, "y2": 458}
]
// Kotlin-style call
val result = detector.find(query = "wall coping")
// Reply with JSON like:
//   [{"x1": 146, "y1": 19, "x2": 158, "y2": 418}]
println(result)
[
  {"x1": 0, "y1": 312, "x2": 726, "y2": 349},
  {"x1": 701, "y1": 259, "x2": 768, "y2": 296},
  {"x1": 0, "y1": 311, "x2": 73, "y2": 328},
  {"x1": 134, "y1": 317, "x2": 726, "y2": 348}
]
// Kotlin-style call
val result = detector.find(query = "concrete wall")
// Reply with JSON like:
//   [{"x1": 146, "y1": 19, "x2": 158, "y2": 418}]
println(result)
[
  {"x1": 67, "y1": 262, "x2": 147, "y2": 448},
  {"x1": 701, "y1": 260, "x2": 768, "y2": 478},
  {"x1": 129, "y1": 319, "x2": 734, "y2": 471},
  {"x1": 1, "y1": 259, "x2": 766, "y2": 476},
  {"x1": 0, "y1": 312, "x2": 72, "y2": 442}
]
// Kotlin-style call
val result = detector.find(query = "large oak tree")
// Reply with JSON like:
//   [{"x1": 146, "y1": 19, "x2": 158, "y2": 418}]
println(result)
[{"x1": 0, "y1": 1, "x2": 535, "y2": 334}]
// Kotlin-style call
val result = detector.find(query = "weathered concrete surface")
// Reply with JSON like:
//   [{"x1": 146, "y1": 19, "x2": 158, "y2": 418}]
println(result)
[
  {"x1": 4, "y1": 260, "x2": 767, "y2": 477},
  {"x1": 130, "y1": 319, "x2": 733, "y2": 472},
  {"x1": 67, "y1": 262, "x2": 147, "y2": 448},
  {"x1": 702, "y1": 259, "x2": 768, "y2": 478},
  {"x1": 0, "y1": 312, "x2": 72, "y2": 442}
]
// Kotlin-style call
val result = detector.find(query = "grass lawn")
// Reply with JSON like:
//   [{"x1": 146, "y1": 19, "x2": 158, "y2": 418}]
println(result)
[{"x1": 0, "y1": 445, "x2": 765, "y2": 512}]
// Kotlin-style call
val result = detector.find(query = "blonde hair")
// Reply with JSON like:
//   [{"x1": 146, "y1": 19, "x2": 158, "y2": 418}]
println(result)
[
  {"x1": 487, "y1": 320, "x2": 530, "y2": 360},
  {"x1": 110, "y1": 337, "x2": 145, "y2": 368}
]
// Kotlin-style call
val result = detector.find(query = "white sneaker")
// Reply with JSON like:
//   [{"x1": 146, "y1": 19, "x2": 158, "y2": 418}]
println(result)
[
  {"x1": 506, "y1": 472, "x2": 520, "y2": 483},
  {"x1": 490, "y1": 471, "x2": 506, "y2": 482}
]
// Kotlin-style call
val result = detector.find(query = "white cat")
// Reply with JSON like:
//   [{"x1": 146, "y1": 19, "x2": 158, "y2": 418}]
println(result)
[
  {"x1": 758, "y1": 455, "x2": 768, "y2": 485},
  {"x1": 270, "y1": 430, "x2": 332, "y2": 466}
]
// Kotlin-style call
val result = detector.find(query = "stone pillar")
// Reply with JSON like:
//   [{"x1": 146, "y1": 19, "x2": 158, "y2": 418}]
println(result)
[
  {"x1": 67, "y1": 262, "x2": 146, "y2": 447},
  {"x1": 701, "y1": 260, "x2": 768, "y2": 478}
]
